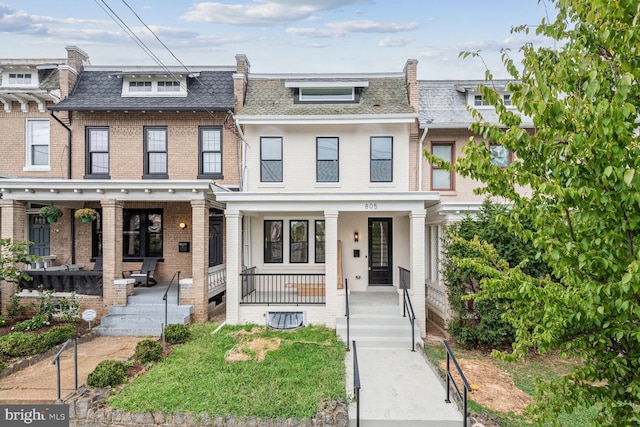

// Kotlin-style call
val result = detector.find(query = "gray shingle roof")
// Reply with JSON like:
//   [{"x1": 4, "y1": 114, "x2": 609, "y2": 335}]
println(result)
[
  {"x1": 52, "y1": 70, "x2": 236, "y2": 111},
  {"x1": 237, "y1": 75, "x2": 415, "y2": 116},
  {"x1": 419, "y1": 80, "x2": 532, "y2": 128}
]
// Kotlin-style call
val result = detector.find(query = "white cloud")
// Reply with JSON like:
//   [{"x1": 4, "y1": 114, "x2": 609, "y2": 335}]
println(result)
[
  {"x1": 378, "y1": 36, "x2": 413, "y2": 48},
  {"x1": 181, "y1": 0, "x2": 370, "y2": 25},
  {"x1": 287, "y1": 19, "x2": 420, "y2": 38},
  {"x1": 31, "y1": 15, "x2": 112, "y2": 26},
  {"x1": 0, "y1": 4, "x2": 47, "y2": 35}
]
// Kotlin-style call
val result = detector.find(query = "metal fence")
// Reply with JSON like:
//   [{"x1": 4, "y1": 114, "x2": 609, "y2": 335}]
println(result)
[{"x1": 240, "y1": 268, "x2": 325, "y2": 305}]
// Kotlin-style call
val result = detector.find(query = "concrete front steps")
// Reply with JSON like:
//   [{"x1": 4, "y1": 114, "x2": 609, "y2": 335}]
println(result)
[
  {"x1": 96, "y1": 286, "x2": 194, "y2": 337},
  {"x1": 336, "y1": 290, "x2": 420, "y2": 349}
]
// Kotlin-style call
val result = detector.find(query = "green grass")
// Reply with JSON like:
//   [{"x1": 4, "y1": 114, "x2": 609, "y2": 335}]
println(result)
[
  {"x1": 422, "y1": 343, "x2": 598, "y2": 426},
  {"x1": 109, "y1": 324, "x2": 346, "y2": 418}
]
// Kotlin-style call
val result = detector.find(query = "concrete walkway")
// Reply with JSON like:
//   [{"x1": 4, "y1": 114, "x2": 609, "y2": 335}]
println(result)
[
  {"x1": 0, "y1": 336, "x2": 144, "y2": 404},
  {"x1": 345, "y1": 345, "x2": 464, "y2": 426}
]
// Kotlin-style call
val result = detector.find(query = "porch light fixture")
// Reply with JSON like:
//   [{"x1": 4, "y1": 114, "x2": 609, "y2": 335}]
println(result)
[
  {"x1": 179, "y1": 222, "x2": 187, "y2": 230},
  {"x1": 354, "y1": 231, "x2": 359, "y2": 242}
]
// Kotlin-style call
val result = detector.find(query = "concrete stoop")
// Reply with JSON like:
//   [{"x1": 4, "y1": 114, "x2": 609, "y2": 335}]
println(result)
[{"x1": 96, "y1": 286, "x2": 194, "y2": 336}]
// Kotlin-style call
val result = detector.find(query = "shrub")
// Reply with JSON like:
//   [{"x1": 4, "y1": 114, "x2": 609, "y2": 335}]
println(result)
[
  {"x1": 6, "y1": 293, "x2": 29, "y2": 320},
  {"x1": 0, "y1": 359, "x2": 6, "y2": 371},
  {"x1": 164, "y1": 324, "x2": 190, "y2": 344},
  {"x1": 133, "y1": 339, "x2": 162, "y2": 364},
  {"x1": 0, "y1": 316, "x2": 6, "y2": 327},
  {"x1": 0, "y1": 324, "x2": 75, "y2": 357},
  {"x1": 12, "y1": 314, "x2": 50, "y2": 332},
  {"x1": 87, "y1": 360, "x2": 128, "y2": 388}
]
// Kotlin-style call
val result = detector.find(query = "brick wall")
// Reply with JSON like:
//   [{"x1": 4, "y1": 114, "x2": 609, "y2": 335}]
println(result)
[{"x1": 68, "y1": 111, "x2": 240, "y2": 186}]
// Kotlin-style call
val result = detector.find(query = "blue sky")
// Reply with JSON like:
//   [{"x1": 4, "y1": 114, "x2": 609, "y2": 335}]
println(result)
[{"x1": 0, "y1": 0, "x2": 555, "y2": 79}]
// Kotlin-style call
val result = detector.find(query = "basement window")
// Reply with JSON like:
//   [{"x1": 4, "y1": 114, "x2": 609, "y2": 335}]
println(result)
[{"x1": 266, "y1": 311, "x2": 305, "y2": 330}]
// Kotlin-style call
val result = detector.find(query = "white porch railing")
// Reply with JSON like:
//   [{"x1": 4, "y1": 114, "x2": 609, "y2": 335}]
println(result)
[
  {"x1": 208, "y1": 264, "x2": 226, "y2": 300},
  {"x1": 426, "y1": 280, "x2": 447, "y2": 321}
]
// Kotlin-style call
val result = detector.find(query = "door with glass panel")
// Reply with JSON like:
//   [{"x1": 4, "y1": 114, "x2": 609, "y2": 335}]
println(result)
[{"x1": 368, "y1": 218, "x2": 393, "y2": 285}]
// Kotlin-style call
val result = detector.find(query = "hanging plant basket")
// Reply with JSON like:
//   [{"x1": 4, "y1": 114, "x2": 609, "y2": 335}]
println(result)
[
  {"x1": 39, "y1": 206, "x2": 63, "y2": 223},
  {"x1": 75, "y1": 208, "x2": 98, "y2": 223}
]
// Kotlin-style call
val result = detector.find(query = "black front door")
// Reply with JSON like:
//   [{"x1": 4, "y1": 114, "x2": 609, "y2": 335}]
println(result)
[
  {"x1": 209, "y1": 218, "x2": 223, "y2": 267},
  {"x1": 368, "y1": 218, "x2": 393, "y2": 285},
  {"x1": 29, "y1": 215, "x2": 50, "y2": 257}
]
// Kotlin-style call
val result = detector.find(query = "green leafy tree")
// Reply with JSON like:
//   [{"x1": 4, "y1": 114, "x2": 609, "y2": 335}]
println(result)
[
  {"x1": 442, "y1": 200, "x2": 550, "y2": 349},
  {"x1": 428, "y1": 1, "x2": 640, "y2": 425},
  {"x1": 1, "y1": 239, "x2": 39, "y2": 302}
]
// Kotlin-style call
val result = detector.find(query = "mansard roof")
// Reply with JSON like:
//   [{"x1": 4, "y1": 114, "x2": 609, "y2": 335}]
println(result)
[
  {"x1": 419, "y1": 79, "x2": 533, "y2": 128},
  {"x1": 52, "y1": 66, "x2": 236, "y2": 111},
  {"x1": 237, "y1": 73, "x2": 416, "y2": 117}
]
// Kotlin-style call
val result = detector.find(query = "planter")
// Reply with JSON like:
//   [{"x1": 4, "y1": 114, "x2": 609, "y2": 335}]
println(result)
[
  {"x1": 47, "y1": 217, "x2": 58, "y2": 223},
  {"x1": 74, "y1": 208, "x2": 98, "y2": 223},
  {"x1": 81, "y1": 217, "x2": 92, "y2": 223}
]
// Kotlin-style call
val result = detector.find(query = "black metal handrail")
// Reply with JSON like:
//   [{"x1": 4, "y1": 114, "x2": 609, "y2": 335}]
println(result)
[
  {"x1": 444, "y1": 340, "x2": 471, "y2": 427},
  {"x1": 162, "y1": 270, "x2": 181, "y2": 357},
  {"x1": 399, "y1": 267, "x2": 416, "y2": 351},
  {"x1": 345, "y1": 278, "x2": 350, "y2": 351},
  {"x1": 239, "y1": 271, "x2": 326, "y2": 305},
  {"x1": 352, "y1": 340, "x2": 361, "y2": 427},
  {"x1": 52, "y1": 337, "x2": 78, "y2": 404}
]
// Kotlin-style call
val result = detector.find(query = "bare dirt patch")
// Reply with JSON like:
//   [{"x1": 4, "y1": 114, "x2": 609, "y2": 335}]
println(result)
[
  {"x1": 225, "y1": 326, "x2": 282, "y2": 363},
  {"x1": 439, "y1": 357, "x2": 533, "y2": 415}
]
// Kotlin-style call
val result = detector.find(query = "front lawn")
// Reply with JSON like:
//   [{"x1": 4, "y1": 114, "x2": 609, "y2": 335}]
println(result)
[{"x1": 109, "y1": 324, "x2": 347, "y2": 418}]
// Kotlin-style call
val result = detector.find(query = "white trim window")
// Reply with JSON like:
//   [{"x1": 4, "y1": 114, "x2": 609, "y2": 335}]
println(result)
[
  {"x1": 25, "y1": 119, "x2": 50, "y2": 170},
  {"x1": 4, "y1": 71, "x2": 38, "y2": 87},
  {"x1": 122, "y1": 78, "x2": 187, "y2": 97}
]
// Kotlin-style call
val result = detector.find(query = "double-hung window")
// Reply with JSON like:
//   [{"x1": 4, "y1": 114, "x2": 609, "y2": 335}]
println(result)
[
  {"x1": 85, "y1": 127, "x2": 109, "y2": 178},
  {"x1": 198, "y1": 127, "x2": 223, "y2": 179},
  {"x1": 264, "y1": 220, "x2": 283, "y2": 263},
  {"x1": 260, "y1": 137, "x2": 283, "y2": 182},
  {"x1": 370, "y1": 136, "x2": 393, "y2": 182},
  {"x1": 91, "y1": 209, "x2": 103, "y2": 259},
  {"x1": 316, "y1": 137, "x2": 338, "y2": 182},
  {"x1": 431, "y1": 143, "x2": 454, "y2": 190},
  {"x1": 143, "y1": 127, "x2": 168, "y2": 178},
  {"x1": 25, "y1": 119, "x2": 49, "y2": 170},
  {"x1": 123, "y1": 209, "x2": 163, "y2": 259}
]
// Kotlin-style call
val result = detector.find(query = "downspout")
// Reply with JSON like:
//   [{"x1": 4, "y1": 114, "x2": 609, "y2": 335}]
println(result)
[
  {"x1": 418, "y1": 127, "x2": 429, "y2": 192},
  {"x1": 234, "y1": 115, "x2": 248, "y2": 192},
  {"x1": 49, "y1": 110, "x2": 75, "y2": 264}
]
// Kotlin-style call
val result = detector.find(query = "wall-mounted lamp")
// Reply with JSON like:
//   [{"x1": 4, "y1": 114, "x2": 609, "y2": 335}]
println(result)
[
  {"x1": 354, "y1": 231, "x2": 359, "y2": 242},
  {"x1": 179, "y1": 222, "x2": 188, "y2": 230}
]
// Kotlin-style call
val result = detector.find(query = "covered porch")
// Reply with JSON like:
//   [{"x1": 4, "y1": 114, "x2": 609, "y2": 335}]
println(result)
[{"x1": 215, "y1": 191, "x2": 439, "y2": 336}]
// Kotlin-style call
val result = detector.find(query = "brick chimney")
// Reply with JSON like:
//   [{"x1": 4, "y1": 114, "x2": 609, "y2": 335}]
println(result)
[
  {"x1": 404, "y1": 58, "x2": 419, "y2": 112},
  {"x1": 233, "y1": 54, "x2": 250, "y2": 111},
  {"x1": 59, "y1": 46, "x2": 89, "y2": 100}
]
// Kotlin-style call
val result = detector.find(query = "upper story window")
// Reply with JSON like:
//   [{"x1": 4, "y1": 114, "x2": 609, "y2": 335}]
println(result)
[
  {"x1": 261, "y1": 137, "x2": 283, "y2": 182},
  {"x1": 129, "y1": 81, "x2": 151, "y2": 92},
  {"x1": 490, "y1": 144, "x2": 511, "y2": 167},
  {"x1": 9, "y1": 73, "x2": 32, "y2": 85},
  {"x1": 431, "y1": 142, "x2": 454, "y2": 190},
  {"x1": 85, "y1": 127, "x2": 110, "y2": 178},
  {"x1": 121, "y1": 76, "x2": 187, "y2": 97},
  {"x1": 286, "y1": 80, "x2": 367, "y2": 104},
  {"x1": 370, "y1": 136, "x2": 393, "y2": 182},
  {"x1": 198, "y1": 127, "x2": 223, "y2": 179},
  {"x1": 143, "y1": 127, "x2": 168, "y2": 179},
  {"x1": 157, "y1": 81, "x2": 180, "y2": 92},
  {"x1": 474, "y1": 94, "x2": 512, "y2": 107},
  {"x1": 25, "y1": 119, "x2": 49, "y2": 170},
  {"x1": 316, "y1": 137, "x2": 339, "y2": 182}
]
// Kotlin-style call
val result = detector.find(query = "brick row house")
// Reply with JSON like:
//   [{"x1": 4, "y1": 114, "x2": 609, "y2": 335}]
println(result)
[{"x1": 1, "y1": 47, "x2": 525, "y2": 339}]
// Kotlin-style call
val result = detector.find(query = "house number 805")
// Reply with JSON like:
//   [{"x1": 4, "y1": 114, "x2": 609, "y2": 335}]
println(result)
[{"x1": 365, "y1": 203, "x2": 378, "y2": 209}]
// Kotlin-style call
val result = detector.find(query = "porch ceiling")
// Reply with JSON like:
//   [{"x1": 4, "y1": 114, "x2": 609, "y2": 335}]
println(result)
[{"x1": 0, "y1": 179, "x2": 219, "y2": 204}]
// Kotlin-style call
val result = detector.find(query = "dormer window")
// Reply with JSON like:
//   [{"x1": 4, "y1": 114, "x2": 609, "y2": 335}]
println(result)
[
  {"x1": 286, "y1": 80, "x2": 367, "y2": 104},
  {"x1": 129, "y1": 81, "x2": 151, "y2": 92},
  {"x1": 3, "y1": 70, "x2": 38, "y2": 87},
  {"x1": 121, "y1": 76, "x2": 187, "y2": 97},
  {"x1": 299, "y1": 87, "x2": 354, "y2": 102},
  {"x1": 473, "y1": 94, "x2": 512, "y2": 107}
]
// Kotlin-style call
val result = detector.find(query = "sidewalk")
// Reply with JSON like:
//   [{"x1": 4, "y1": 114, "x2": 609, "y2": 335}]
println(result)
[
  {"x1": 345, "y1": 345, "x2": 463, "y2": 426},
  {"x1": 0, "y1": 336, "x2": 144, "y2": 404}
]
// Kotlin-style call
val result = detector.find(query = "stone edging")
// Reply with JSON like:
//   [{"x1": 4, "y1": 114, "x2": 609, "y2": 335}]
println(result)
[
  {"x1": 67, "y1": 387, "x2": 349, "y2": 427},
  {"x1": 0, "y1": 329, "x2": 98, "y2": 380}
]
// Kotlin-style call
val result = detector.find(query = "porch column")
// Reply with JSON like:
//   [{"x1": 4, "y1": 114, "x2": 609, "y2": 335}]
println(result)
[
  {"x1": 186, "y1": 200, "x2": 210, "y2": 322},
  {"x1": 0, "y1": 200, "x2": 27, "y2": 316},
  {"x1": 410, "y1": 209, "x2": 427, "y2": 337},
  {"x1": 324, "y1": 210, "x2": 339, "y2": 328},
  {"x1": 101, "y1": 199, "x2": 124, "y2": 311},
  {"x1": 225, "y1": 210, "x2": 242, "y2": 324}
]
